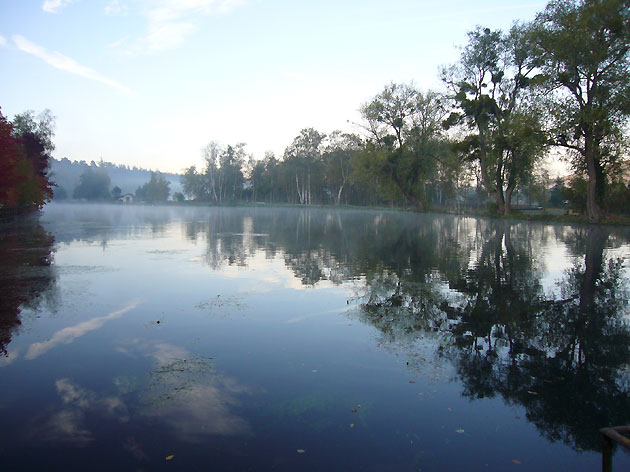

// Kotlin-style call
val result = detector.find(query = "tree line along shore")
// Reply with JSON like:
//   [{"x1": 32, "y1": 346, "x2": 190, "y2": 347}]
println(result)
[{"x1": 1, "y1": 0, "x2": 629, "y2": 223}]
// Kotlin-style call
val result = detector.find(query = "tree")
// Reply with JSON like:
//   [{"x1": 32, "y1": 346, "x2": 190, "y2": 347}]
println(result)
[
  {"x1": 0, "y1": 110, "x2": 22, "y2": 207},
  {"x1": 258, "y1": 151, "x2": 283, "y2": 203},
  {"x1": 53, "y1": 187, "x2": 68, "y2": 200},
  {"x1": 181, "y1": 165, "x2": 206, "y2": 200},
  {"x1": 111, "y1": 186, "x2": 122, "y2": 200},
  {"x1": 218, "y1": 144, "x2": 246, "y2": 202},
  {"x1": 323, "y1": 131, "x2": 362, "y2": 205},
  {"x1": 443, "y1": 25, "x2": 546, "y2": 215},
  {"x1": 73, "y1": 167, "x2": 111, "y2": 200},
  {"x1": 355, "y1": 83, "x2": 447, "y2": 211},
  {"x1": 530, "y1": 0, "x2": 630, "y2": 222},
  {"x1": 283, "y1": 128, "x2": 326, "y2": 205},
  {"x1": 549, "y1": 177, "x2": 568, "y2": 207},
  {"x1": 201, "y1": 142, "x2": 222, "y2": 202},
  {"x1": 0, "y1": 108, "x2": 55, "y2": 211},
  {"x1": 136, "y1": 171, "x2": 170, "y2": 203}
]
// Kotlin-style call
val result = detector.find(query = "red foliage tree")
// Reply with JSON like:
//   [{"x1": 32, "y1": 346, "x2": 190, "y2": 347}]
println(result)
[
  {"x1": 0, "y1": 110, "x2": 21, "y2": 207},
  {"x1": 0, "y1": 107, "x2": 54, "y2": 212}
]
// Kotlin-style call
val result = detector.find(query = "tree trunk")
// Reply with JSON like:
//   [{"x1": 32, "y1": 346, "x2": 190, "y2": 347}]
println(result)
[
  {"x1": 585, "y1": 142, "x2": 602, "y2": 223},
  {"x1": 295, "y1": 173, "x2": 303, "y2": 204},
  {"x1": 407, "y1": 193, "x2": 424, "y2": 212},
  {"x1": 336, "y1": 185, "x2": 344, "y2": 205},
  {"x1": 504, "y1": 182, "x2": 516, "y2": 215},
  {"x1": 495, "y1": 189, "x2": 505, "y2": 215}
]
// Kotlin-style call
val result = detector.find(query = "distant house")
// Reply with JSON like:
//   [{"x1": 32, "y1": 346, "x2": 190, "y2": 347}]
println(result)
[{"x1": 118, "y1": 193, "x2": 134, "y2": 204}]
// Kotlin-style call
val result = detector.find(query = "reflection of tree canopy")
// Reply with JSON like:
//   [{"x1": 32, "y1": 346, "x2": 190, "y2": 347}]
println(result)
[
  {"x1": 42, "y1": 205, "x2": 630, "y2": 452},
  {"x1": 42, "y1": 203, "x2": 178, "y2": 247},
  {"x1": 188, "y1": 207, "x2": 475, "y2": 286},
  {"x1": 10, "y1": 205, "x2": 630, "y2": 453},
  {"x1": 355, "y1": 221, "x2": 630, "y2": 452},
  {"x1": 0, "y1": 215, "x2": 57, "y2": 356}
]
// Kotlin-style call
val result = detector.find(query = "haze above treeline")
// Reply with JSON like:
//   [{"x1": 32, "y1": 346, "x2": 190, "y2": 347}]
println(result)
[{"x1": 1, "y1": 0, "x2": 629, "y2": 222}]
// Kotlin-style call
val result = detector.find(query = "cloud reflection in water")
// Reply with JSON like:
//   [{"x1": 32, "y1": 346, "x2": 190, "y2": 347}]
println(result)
[
  {"x1": 25, "y1": 301, "x2": 139, "y2": 360},
  {"x1": 140, "y1": 341, "x2": 252, "y2": 442}
]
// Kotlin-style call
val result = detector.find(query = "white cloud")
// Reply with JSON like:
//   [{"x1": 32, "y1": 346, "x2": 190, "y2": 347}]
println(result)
[
  {"x1": 105, "y1": 0, "x2": 128, "y2": 16},
  {"x1": 118, "y1": 0, "x2": 246, "y2": 55},
  {"x1": 12, "y1": 35, "x2": 133, "y2": 96},
  {"x1": 42, "y1": 0, "x2": 75, "y2": 14},
  {"x1": 25, "y1": 301, "x2": 139, "y2": 360},
  {"x1": 0, "y1": 35, "x2": 6, "y2": 47}
]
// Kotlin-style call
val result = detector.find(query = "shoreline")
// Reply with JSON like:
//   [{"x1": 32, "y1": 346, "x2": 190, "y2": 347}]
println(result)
[{"x1": 35, "y1": 199, "x2": 630, "y2": 226}]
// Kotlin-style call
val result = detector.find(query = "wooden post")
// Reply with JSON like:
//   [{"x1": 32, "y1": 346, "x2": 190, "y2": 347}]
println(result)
[{"x1": 602, "y1": 432, "x2": 613, "y2": 472}]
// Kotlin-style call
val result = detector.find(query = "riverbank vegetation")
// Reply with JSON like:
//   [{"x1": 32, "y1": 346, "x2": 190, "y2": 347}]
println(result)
[
  {"x1": 0, "y1": 108, "x2": 55, "y2": 216},
  {"x1": 2, "y1": 0, "x2": 628, "y2": 221},
  {"x1": 180, "y1": 0, "x2": 630, "y2": 222}
]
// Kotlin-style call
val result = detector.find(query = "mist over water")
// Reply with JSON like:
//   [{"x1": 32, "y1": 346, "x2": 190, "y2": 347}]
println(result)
[{"x1": 1, "y1": 202, "x2": 630, "y2": 471}]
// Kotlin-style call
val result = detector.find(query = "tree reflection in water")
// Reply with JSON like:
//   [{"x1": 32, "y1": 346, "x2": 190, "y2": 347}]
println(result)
[
  {"x1": 12, "y1": 205, "x2": 628, "y2": 455},
  {"x1": 0, "y1": 215, "x2": 57, "y2": 356},
  {"x1": 357, "y1": 221, "x2": 630, "y2": 452}
]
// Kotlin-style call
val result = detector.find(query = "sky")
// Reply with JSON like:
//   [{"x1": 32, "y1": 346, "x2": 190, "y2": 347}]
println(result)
[{"x1": 0, "y1": 0, "x2": 551, "y2": 174}]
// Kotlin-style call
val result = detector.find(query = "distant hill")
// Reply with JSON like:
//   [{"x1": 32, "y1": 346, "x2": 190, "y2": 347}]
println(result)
[{"x1": 50, "y1": 158, "x2": 183, "y2": 198}]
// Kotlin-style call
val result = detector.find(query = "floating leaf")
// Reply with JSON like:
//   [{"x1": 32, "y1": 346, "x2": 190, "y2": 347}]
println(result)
[
  {"x1": 351, "y1": 409, "x2": 358, "y2": 413},
  {"x1": 297, "y1": 449, "x2": 305, "y2": 454},
  {"x1": 456, "y1": 429, "x2": 465, "y2": 434},
  {"x1": 512, "y1": 459, "x2": 521, "y2": 464},
  {"x1": 527, "y1": 391, "x2": 539, "y2": 395},
  {"x1": 350, "y1": 423, "x2": 354, "y2": 428},
  {"x1": 409, "y1": 381, "x2": 416, "y2": 384},
  {"x1": 599, "y1": 378, "x2": 605, "y2": 382},
  {"x1": 165, "y1": 455, "x2": 174, "y2": 461},
  {"x1": 515, "y1": 416, "x2": 521, "y2": 420}
]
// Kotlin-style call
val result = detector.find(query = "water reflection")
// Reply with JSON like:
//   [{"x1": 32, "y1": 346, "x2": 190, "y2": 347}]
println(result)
[
  {"x1": 171, "y1": 206, "x2": 630, "y2": 451},
  {"x1": 356, "y1": 221, "x2": 630, "y2": 452},
  {"x1": 0, "y1": 214, "x2": 57, "y2": 358},
  {"x1": 26, "y1": 302, "x2": 138, "y2": 360},
  {"x1": 115, "y1": 339, "x2": 252, "y2": 442},
  {"x1": 37, "y1": 378, "x2": 130, "y2": 444},
  {"x1": 3, "y1": 204, "x2": 630, "y2": 469}
]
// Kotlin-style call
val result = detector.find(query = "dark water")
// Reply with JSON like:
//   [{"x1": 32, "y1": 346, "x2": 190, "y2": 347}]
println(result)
[{"x1": 1, "y1": 203, "x2": 630, "y2": 471}]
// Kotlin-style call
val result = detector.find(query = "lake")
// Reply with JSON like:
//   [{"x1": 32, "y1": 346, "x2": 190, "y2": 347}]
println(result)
[{"x1": 1, "y1": 203, "x2": 630, "y2": 471}]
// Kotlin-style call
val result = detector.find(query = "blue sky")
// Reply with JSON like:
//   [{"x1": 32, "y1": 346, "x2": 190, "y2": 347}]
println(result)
[{"x1": 0, "y1": 0, "x2": 548, "y2": 173}]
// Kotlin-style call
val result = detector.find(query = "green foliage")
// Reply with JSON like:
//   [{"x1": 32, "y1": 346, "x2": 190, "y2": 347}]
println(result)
[
  {"x1": 11, "y1": 109, "x2": 55, "y2": 155},
  {"x1": 136, "y1": 171, "x2": 170, "y2": 203},
  {"x1": 548, "y1": 178, "x2": 568, "y2": 207},
  {"x1": 443, "y1": 24, "x2": 546, "y2": 215},
  {"x1": 0, "y1": 108, "x2": 55, "y2": 211},
  {"x1": 111, "y1": 186, "x2": 122, "y2": 199},
  {"x1": 603, "y1": 180, "x2": 630, "y2": 214},
  {"x1": 530, "y1": 0, "x2": 630, "y2": 221},
  {"x1": 181, "y1": 165, "x2": 205, "y2": 200},
  {"x1": 283, "y1": 128, "x2": 326, "y2": 205},
  {"x1": 323, "y1": 131, "x2": 361, "y2": 205},
  {"x1": 355, "y1": 83, "x2": 447, "y2": 211},
  {"x1": 187, "y1": 142, "x2": 246, "y2": 203},
  {"x1": 565, "y1": 176, "x2": 588, "y2": 211},
  {"x1": 73, "y1": 166, "x2": 111, "y2": 200}
]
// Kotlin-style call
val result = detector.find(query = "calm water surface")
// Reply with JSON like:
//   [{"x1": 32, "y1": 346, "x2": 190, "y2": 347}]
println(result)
[{"x1": 1, "y1": 203, "x2": 630, "y2": 471}]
